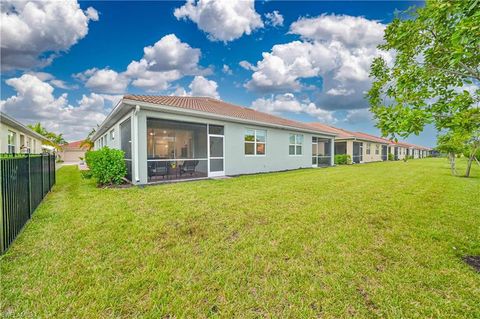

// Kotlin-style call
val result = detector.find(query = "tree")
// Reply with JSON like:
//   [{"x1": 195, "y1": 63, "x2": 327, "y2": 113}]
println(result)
[
  {"x1": 368, "y1": 0, "x2": 480, "y2": 176},
  {"x1": 80, "y1": 128, "x2": 96, "y2": 151},
  {"x1": 436, "y1": 131, "x2": 467, "y2": 175},
  {"x1": 28, "y1": 123, "x2": 67, "y2": 150}
]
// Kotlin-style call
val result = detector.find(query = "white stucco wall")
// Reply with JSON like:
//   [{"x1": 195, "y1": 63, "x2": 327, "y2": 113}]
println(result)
[{"x1": 0, "y1": 122, "x2": 43, "y2": 154}]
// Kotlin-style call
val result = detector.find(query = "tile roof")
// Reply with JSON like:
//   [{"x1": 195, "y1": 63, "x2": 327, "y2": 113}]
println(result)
[
  {"x1": 308, "y1": 123, "x2": 390, "y2": 143},
  {"x1": 306, "y1": 123, "x2": 355, "y2": 139},
  {"x1": 123, "y1": 95, "x2": 335, "y2": 135},
  {"x1": 63, "y1": 140, "x2": 87, "y2": 150},
  {"x1": 308, "y1": 122, "x2": 432, "y2": 149}
]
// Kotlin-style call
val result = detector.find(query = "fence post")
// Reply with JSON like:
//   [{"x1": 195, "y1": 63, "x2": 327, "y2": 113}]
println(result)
[
  {"x1": 41, "y1": 155, "x2": 44, "y2": 196},
  {"x1": 27, "y1": 154, "x2": 32, "y2": 217},
  {"x1": 0, "y1": 159, "x2": 4, "y2": 253},
  {"x1": 47, "y1": 154, "x2": 51, "y2": 191}
]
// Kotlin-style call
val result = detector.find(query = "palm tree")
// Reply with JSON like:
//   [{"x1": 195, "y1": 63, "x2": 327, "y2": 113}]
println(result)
[
  {"x1": 28, "y1": 123, "x2": 66, "y2": 150},
  {"x1": 80, "y1": 128, "x2": 96, "y2": 151}
]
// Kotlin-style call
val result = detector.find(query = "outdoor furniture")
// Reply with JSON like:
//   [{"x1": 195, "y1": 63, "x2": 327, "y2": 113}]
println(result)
[
  {"x1": 148, "y1": 161, "x2": 168, "y2": 181},
  {"x1": 180, "y1": 160, "x2": 199, "y2": 176}
]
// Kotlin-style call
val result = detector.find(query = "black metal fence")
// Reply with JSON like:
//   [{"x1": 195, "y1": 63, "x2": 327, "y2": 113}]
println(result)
[{"x1": 0, "y1": 154, "x2": 55, "y2": 254}]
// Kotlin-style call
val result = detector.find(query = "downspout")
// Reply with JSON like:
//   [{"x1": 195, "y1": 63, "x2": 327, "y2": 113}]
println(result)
[{"x1": 133, "y1": 105, "x2": 140, "y2": 183}]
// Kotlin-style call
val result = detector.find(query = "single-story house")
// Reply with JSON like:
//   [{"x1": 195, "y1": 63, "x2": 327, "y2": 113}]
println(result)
[
  {"x1": 92, "y1": 95, "x2": 337, "y2": 185},
  {"x1": 59, "y1": 140, "x2": 88, "y2": 163},
  {"x1": 307, "y1": 123, "x2": 390, "y2": 163},
  {"x1": 0, "y1": 112, "x2": 49, "y2": 154}
]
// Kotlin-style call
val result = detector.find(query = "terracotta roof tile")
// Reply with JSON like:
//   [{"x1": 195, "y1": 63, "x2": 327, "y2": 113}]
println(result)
[
  {"x1": 123, "y1": 95, "x2": 335, "y2": 135},
  {"x1": 64, "y1": 140, "x2": 87, "y2": 150},
  {"x1": 306, "y1": 123, "x2": 355, "y2": 138}
]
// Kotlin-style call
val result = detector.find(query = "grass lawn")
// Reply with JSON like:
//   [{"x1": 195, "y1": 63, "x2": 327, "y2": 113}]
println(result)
[{"x1": 1, "y1": 158, "x2": 479, "y2": 318}]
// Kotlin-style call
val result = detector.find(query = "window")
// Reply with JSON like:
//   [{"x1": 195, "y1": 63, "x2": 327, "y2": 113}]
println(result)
[
  {"x1": 110, "y1": 129, "x2": 115, "y2": 141},
  {"x1": 366, "y1": 143, "x2": 371, "y2": 155},
  {"x1": 7, "y1": 130, "x2": 16, "y2": 153},
  {"x1": 244, "y1": 129, "x2": 266, "y2": 155},
  {"x1": 209, "y1": 125, "x2": 224, "y2": 135},
  {"x1": 289, "y1": 134, "x2": 303, "y2": 155},
  {"x1": 26, "y1": 137, "x2": 32, "y2": 153},
  {"x1": 33, "y1": 140, "x2": 37, "y2": 153},
  {"x1": 375, "y1": 144, "x2": 380, "y2": 155}
]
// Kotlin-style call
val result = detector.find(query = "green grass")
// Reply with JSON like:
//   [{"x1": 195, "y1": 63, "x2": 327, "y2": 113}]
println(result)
[{"x1": 1, "y1": 158, "x2": 479, "y2": 318}]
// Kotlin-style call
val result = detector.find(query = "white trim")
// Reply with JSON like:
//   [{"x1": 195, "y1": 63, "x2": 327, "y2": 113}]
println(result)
[
  {"x1": 133, "y1": 106, "x2": 140, "y2": 183},
  {"x1": 244, "y1": 128, "x2": 267, "y2": 156},
  {"x1": 208, "y1": 130, "x2": 225, "y2": 177},
  {"x1": 288, "y1": 133, "x2": 304, "y2": 156}
]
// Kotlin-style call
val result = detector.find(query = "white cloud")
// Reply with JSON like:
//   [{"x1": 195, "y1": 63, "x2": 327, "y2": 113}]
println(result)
[
  {"x1": 1, "y1": 74, "x2": 110, "y2": 140},
  {"x1": 79, "y1": 68, "x2": 130, "y2": 94},
  {"x1": 26, "y1": 72, "x2": 76, "y2": 90},
  {"x1": 239, "y1": 60, "x2": 256, "y2": 71},
  {"x1": 76, "y1": 34, "x2": 207, "y2": 93},
  {"x1": 251, "y1": 93, "x2": 336, "y2": 123},
  {"x1": 188, "y1": 76, "x2": 219, "y2": 99},
  {"x1": 1, "y1": 0, "x2": 98, "y2": 71},
  {"x1": 245, "y1": 40, "x2": 337, "y2": 92},
  {"x1": 326, "y1": 87, "x2": 355, "y2": 96},
  {"x1": 222, "y1": 64, "x2": 232, "y2": 75},
  {"x1": 172, "y1": 76, "x2": 220, "y2": 99},
  {"x1": 141, "y1": 34, "x2": 202, "y2": 73},
  {"x1": 289, "y1": 14, "x2": 385, "y2": 47},
  {"x1": 265, "y1": 11, "x2": 284, "y2": 27},
  {"x1": 245, "y1": 14, "x2": 390, "y2": 111},
  {"x1": 174, "y1": 0, "x2": 263, "y2": 42},
  {"x1": 125, "y1": 34, "x2": 206, "y2": 91},
  {"x1": 345, "y1": 108, "x2": 373, "y2": 124}
]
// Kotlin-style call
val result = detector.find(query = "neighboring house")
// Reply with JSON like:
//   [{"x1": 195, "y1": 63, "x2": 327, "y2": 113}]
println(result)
[
  {"x1": 0, "y1": 112, "x2": 49, "y2": 154},
  {"x1": 308, "y1": 123, "x2": 390, "y2": 163},
  {"x1": 59, "y1": 140, "x2": 88, "y2": 163},
  {"x1": 92, "y1": 95, "x2": 337, "y2": 185},
  {"x1": 386, "y1": 141, "x2": 432, "y2": 160}
]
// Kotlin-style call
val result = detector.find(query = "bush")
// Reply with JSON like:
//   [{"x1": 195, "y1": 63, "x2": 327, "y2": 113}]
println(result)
[
  {"x1": 334, "y1": 154, "x2": 351, "y2": 165},
  {"x1": 388, "y1": 153, "x2": 394, "y2": 161},
  {"x1": 85, "y1": 147, "x2": 126, "y2": 185}
]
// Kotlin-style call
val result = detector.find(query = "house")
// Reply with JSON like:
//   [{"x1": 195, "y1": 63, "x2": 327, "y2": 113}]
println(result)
[
  {"x1": 388, "y1": 141, "x2": 431, "y2": 160},
  {"x1": 307, "y1": 123, "x2": 390, "y2": 163},
  {"x1": 92, "y1": 95, "x2": 337, "y2": 185},
  {"x1": 0, "y1": 112, "x2": 49, "y2": 154},
  {"x1": 59, "y1": 140, "x2": 88, "y2": 163}
]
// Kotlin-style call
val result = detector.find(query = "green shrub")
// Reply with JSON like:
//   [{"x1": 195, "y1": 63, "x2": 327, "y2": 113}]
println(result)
[
  {"x1": 334, "y1": 154, "x2": 351, "y2": 165},
  {"x1": 85, "y1": 147, "x2": 126, "y2": 185},
  {"x1": 388, "y1": 153, "x2": 394, "y2": 161}
]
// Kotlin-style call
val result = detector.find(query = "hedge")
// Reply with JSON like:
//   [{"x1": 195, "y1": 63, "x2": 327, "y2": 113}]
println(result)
[
  {"x1": 334, "y1": 154, "x2": 351, "y2": 165},
  {"x1": 85, "y1": 147, "x2": 126, "y2": 185}
]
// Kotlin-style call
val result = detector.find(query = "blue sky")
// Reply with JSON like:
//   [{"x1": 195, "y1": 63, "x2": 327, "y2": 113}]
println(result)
[{"x1": 1, "y1": 0, "x2": 435, "y2": 146}]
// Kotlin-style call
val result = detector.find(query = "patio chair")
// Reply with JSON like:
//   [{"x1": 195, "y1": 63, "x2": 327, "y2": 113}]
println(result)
[
  {"x1": 180, "y1": 160, "x2": 199, "y2": 176},
  {"x1": 148, "y1": 161, "x2": 168, "y2": 181}
]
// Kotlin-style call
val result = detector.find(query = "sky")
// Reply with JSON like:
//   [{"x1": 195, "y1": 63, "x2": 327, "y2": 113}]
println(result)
[{"x1": 0, "y1": 0, "x2": 436, "y2": 146}]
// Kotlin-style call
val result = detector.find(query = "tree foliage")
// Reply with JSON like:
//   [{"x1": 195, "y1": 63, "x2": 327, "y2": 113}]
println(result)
[
  {"x1": 80, "y1": 128, "x2": 96, "y2": 151},
  {"x1": 28, "y1": 122, "x2": 67, "y2": 150},
  {"x1": 368, "y1": 0, "x2": 480, "y2": 176}
]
